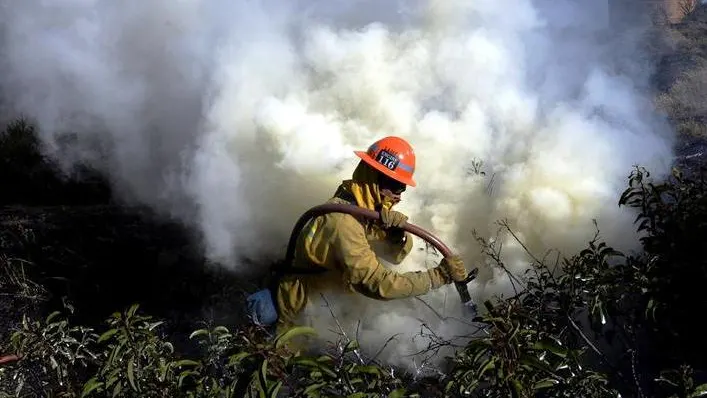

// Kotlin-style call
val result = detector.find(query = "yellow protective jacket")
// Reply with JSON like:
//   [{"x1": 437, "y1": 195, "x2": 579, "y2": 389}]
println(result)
[{"x1": 274, "y1": 162, "x2": 449, "y2": 329}]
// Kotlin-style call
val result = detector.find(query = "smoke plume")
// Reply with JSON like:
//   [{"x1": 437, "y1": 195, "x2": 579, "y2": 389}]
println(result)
[{"x1": 0, "y1": 0, "x2": 675, "y2": 369}]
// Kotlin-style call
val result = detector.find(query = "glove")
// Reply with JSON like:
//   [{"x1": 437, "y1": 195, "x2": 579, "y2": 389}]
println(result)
[
  {"x1": 380, "y1": 207, "x2": 408, "y2": 229},
  {"x1": 438, "y1": 254, "x2": 467, "y2": 282}
]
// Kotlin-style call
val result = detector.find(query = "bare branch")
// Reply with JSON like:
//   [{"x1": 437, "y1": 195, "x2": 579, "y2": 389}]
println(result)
[{"x1": 319, "y1": 293, "x2": 365, "y2": 365}]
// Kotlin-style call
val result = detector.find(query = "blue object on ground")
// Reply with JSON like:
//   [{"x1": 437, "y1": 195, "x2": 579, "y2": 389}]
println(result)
[{"x1": 246, "y1": 288, "x2": 279, "y2": 326}]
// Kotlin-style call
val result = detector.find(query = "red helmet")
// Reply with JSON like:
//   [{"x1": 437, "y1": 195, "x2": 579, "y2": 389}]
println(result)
[{"x1": 354, "y1": 136, "x2": 416, "y2": 187}]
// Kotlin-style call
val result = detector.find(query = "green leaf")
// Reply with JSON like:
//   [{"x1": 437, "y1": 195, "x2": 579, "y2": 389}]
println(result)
[
  {"x1": 532, "y1": 340, "x2": 568, "y2": 358},
  {"x1": 189, "y1": 329, "x2": 209, "y2": 339},
  {"x1": 645, "y1": 299, "x2": 658, "y2": 321},
  {"x1": 519, "y1": 355, "x2": 558, "y2": 378},
  {"x1": 213, "y1": 326, "x2": 230, "y2": 335},
  {"x1": 159, "y1": 362, "x2": 170, "y2": 382},
  {"x1": 510, "y1": 379, "x2": 524, "y2": 398},
  {"x1": 388, "y1": 388, "x2": 407, "y2": 398},
  {"x1": 111, "y1": 382, "x2": 122, "y2": 398},
  {"x1": 533, "y1": 378, "x2": 559, "y2": 390},
  {"x1": 690, "y1": 384, "x2": 707, "y2": 397},
  {"x1": 178, "y1": 370, "x2": 199, "y2": 388},
  {"x1": 45, "y1": 311, "x2": 62, "y2": 324},
  {"x1": 228, "y1": 351, "x2": 251, "y2": 366},
  {"x1": 316, "y1": 355, "x2": 334, "y2": 364},
  {"x1": 98, "y1": 329, "x2": 118, "y2": 343},
  {"x1": 353, "y1": 365, "x2": 381, "y2": 376},
  {"x1": 174, "y1": 359, "x2": 201, "y2": 368},
  {"x1": 303, "y1": 382, "x2": 326, "y2": 395},
  {"x1": 477, "y1": 357, "x2": 496, "y2": 376},
  {"x1": 258, "y1": 359, "x2": 269, "y2": 394},
  {"x1": 268, "y1": 380, "x2": 283, "y2": 398},
  {"x1": 105, "y1": 373, "x2": 119, "y2": 389},
  {"x1": 127, "y1": 304, "x2": 140, "y2": 318},
  {"x1": 80, "y1": 377, "x2": 104, "y2": 397},
  {"x1": 345, "y1": 340, "x2": 360, "y2": 352},
  {"x1": 294, "y1": 358, "x2": 338, "y2": 378},
  {"x1": 274, "y1": 326, "x2": 317, "y2": 349},
  {"x1": 148, "y1": 321, "x2": 164, "y2": 331},
  {"x1": 127, "y1": 357, "x2": 138, "y2": 391}
]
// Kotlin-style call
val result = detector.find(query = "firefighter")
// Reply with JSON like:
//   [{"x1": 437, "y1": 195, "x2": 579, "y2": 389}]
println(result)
[{"x1": 247, "y1": 136, "x2": 468, "y2": 334}]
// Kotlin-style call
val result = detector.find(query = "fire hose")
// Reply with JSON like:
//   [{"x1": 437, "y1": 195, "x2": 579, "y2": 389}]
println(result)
[
  {"x1": 0, "y1": 354, "x2": 19, "y2": 367},
  {"x1": 284, "y1": 203, "x2": 478, "y2": 304}
]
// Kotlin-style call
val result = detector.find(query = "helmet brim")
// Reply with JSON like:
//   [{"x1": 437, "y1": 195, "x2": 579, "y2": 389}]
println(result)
[{"x1": 354, "y1": 150, "x2": 417, "y2": 187}]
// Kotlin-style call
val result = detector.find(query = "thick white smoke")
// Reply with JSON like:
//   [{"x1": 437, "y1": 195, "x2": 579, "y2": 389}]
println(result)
[{"x1": 0, "y1": 0, "x2": 675, "y2": 370}]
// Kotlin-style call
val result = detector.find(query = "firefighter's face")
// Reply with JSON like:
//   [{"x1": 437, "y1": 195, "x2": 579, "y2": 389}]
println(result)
[{"x1": 378, "y1": 173, "x2": 406, "y2": 205}]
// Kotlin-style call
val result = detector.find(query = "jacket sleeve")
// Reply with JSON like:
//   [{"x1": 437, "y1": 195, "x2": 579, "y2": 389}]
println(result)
[
  {"x1": 333, "y1": 215, "x2": 435, "y2": 300},
  {"x1": 364, "y1": 224, "x2": 413, "y2": 265}
]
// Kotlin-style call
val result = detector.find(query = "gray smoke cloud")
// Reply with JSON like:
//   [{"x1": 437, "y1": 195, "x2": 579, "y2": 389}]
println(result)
[{"x1": 0, "y1": 0, "x2": 675, "y2": 369}]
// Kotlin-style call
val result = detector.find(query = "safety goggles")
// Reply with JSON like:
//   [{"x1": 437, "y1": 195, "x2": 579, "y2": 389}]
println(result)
[{"x1": 378, "y1": 173, "x2": 406, "y2": 195}]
